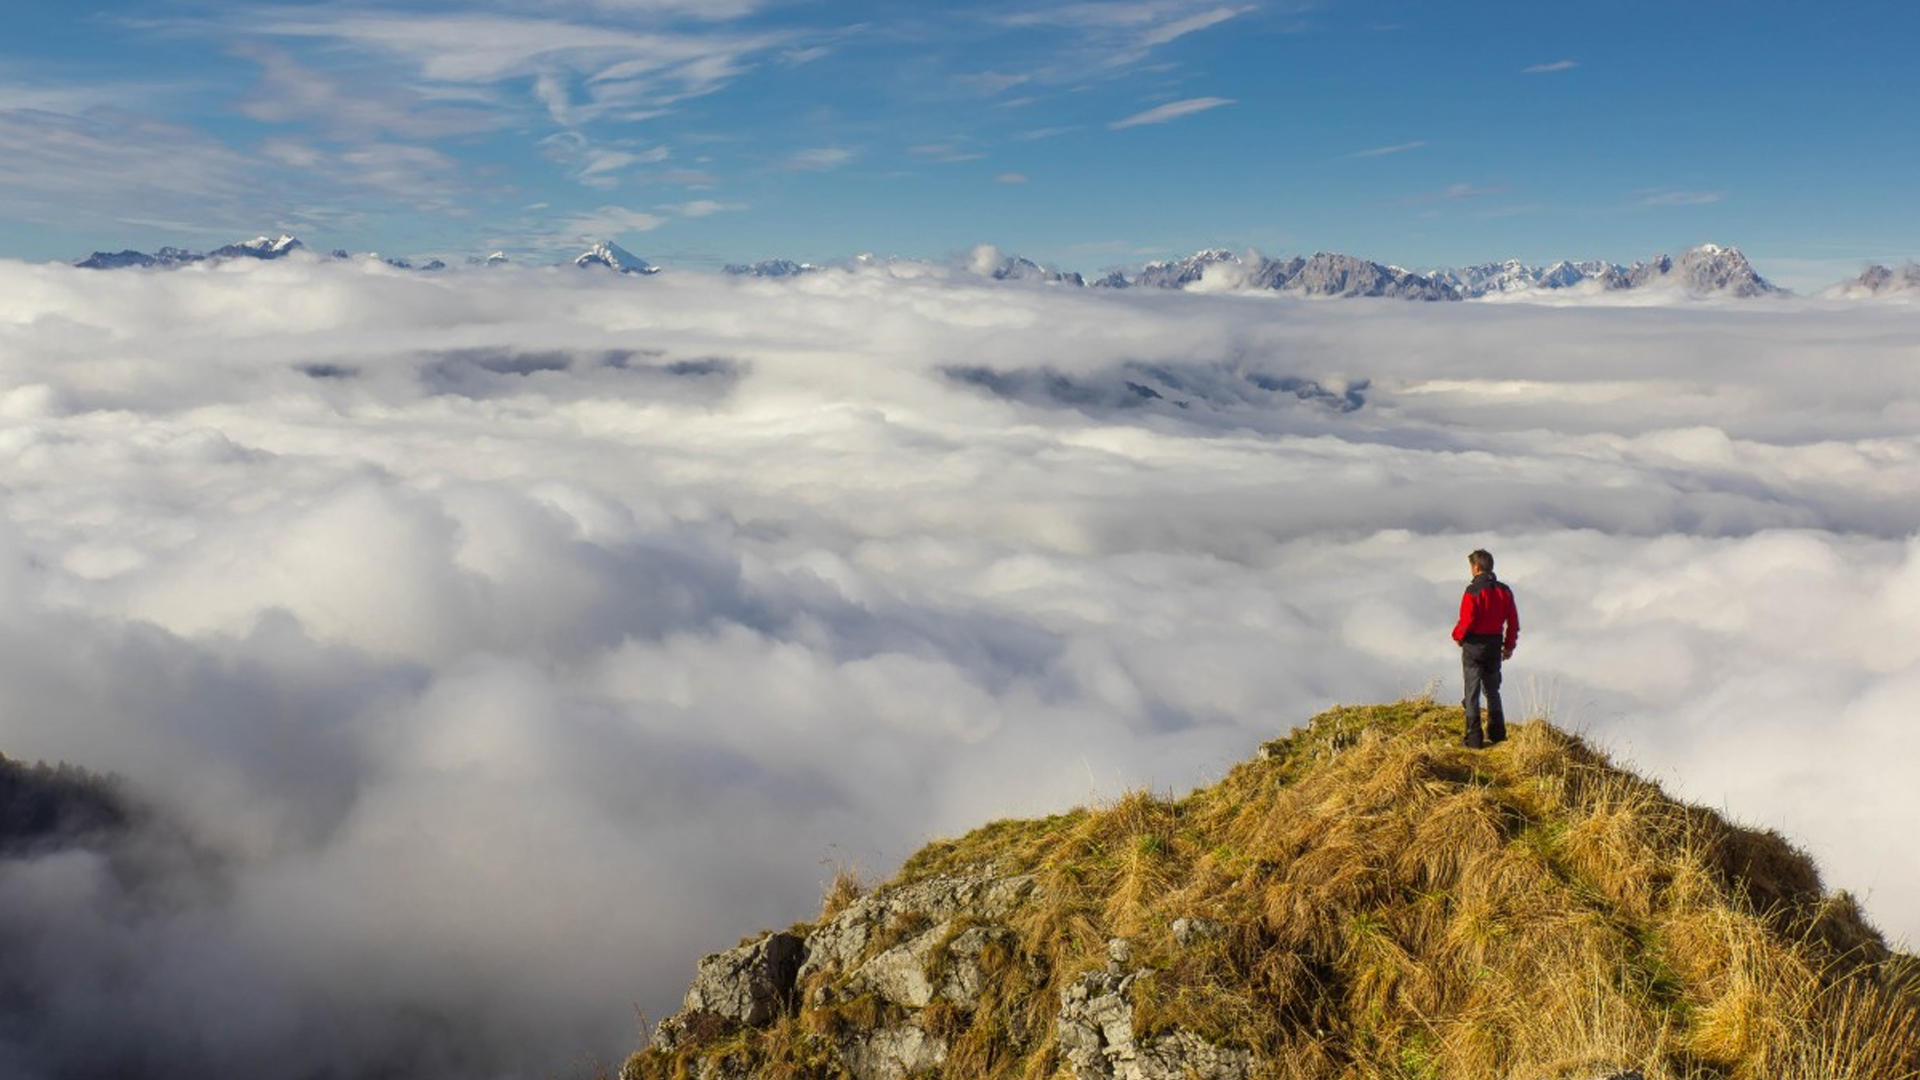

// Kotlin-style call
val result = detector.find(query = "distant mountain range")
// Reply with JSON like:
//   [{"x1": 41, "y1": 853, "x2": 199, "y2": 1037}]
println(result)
[
  {"x1": 66, "y1": 235, "x2": 1919, "y2": 301},
  {"x1": 75, "y1": 234, "x2": 307, "y2": 269},
  {"x1": 731, "y1": 243, "x2": 1786, "y2": 300}
]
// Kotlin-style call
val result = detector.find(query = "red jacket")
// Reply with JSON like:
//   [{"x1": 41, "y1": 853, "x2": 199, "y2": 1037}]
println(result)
[{"x1": 1453, "y1": 573, "x2": 1519, "y2": 651}]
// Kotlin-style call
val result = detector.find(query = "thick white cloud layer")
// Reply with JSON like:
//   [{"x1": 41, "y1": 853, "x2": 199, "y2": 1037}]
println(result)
[{"x1": 0, "y1": 256, "x2": 1915, "y2": 1077}]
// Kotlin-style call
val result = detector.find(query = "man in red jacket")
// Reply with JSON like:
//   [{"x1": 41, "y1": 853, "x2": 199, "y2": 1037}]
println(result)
[{"x1": 1452, "y1": 549, "x2": 1519, "y2": 749}]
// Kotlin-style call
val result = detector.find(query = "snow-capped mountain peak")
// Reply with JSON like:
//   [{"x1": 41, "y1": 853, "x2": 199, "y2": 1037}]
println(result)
[
  {"x1": 211, "y1": 234, "x2": 305, "y2": 260},
  {"x1": 1628, "y1": 243, "x2": 1777, "y2": 297},
  {"x1": 573, "y1": 241, "x2": 657, "y2": 275}
]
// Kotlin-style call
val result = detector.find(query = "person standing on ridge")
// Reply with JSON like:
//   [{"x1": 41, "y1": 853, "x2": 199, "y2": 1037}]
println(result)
[{"x1": 1452, "y1": 549, "x2": 1519, "y2": 749}]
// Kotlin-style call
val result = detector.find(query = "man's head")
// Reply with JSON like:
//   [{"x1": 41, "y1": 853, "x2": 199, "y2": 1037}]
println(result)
[{"x1": 1468, "y1": 549, "x2": 1494, "y2": 575}]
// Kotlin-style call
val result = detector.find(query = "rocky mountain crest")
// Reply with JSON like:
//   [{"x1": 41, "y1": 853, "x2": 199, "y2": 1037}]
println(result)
[
  {"x1": 1624, "y1": 243, "x2": 1777, "y2": 298},
  {"x1": 1826, "y1": 262, "x2": 1920, "y2": 298},
  {"x1": 620, "y1": 701, "x2": 1918, "y2": 1080},
  {"x1": 74, "y1": 234, "x2": 303, "y2": 269},
  {"x1": 61, "y1": 236, "x2": 1829, "y2": 299}
]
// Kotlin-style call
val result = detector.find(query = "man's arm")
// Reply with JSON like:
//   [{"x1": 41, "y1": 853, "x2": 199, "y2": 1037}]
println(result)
[{"x1": 1452, "y1": 591, "x2": 1472, "y2": 643}]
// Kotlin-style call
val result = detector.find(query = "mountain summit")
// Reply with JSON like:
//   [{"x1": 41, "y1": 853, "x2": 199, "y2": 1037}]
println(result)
[
  {"x1": 621, "y1": 701, "x2": 1917, "y2": 1080},
  {"x1": 574, "y1": 240, "x2": 658, "y2": 275},
  {"x1": 1625, "y1": 244, "x2": 1778, "y2": 298}
]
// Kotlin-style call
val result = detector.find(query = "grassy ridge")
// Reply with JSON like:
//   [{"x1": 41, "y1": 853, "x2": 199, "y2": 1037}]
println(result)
[{"x1": 627, "y1": 701, "x2": 1919, "y2": 1080}]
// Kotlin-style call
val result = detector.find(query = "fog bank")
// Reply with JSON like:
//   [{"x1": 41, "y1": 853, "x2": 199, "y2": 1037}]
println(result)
[{"x1": 1, "y1": 257, "x2": 1915, "y2": 1077}]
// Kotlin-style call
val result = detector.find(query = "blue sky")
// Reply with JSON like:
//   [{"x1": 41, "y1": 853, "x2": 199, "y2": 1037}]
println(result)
[{"x1": 2, "y1": 0, "x2": 1915, "y2": 287}]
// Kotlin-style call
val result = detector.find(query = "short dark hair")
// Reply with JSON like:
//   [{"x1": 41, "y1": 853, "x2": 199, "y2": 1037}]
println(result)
[{"x1": 1468, "y1": 549, "x2": 1494, "y2": 573}]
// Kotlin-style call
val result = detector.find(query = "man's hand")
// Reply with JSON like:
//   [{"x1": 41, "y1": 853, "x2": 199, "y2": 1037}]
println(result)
[{"x1": 1501, "y1": 645, "x2": 1514, "y2": 660}]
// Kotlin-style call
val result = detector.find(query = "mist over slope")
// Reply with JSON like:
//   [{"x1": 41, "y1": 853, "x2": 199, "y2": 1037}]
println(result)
[{"x1": 0, "y1": 256, "x2": 1916, "y2": 1077}]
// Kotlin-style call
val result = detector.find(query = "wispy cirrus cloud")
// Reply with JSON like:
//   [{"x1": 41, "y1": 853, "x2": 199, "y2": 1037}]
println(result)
[
  {"x1": 909, "y1": 142, "x2": 987, "y2": 163},
  {"x1": 0, "y1": 107, "x2": 272, "y2": 236},
  {"x1": 669, "y1": 199, "x2": 741, "y2": 217},
  {"x1": 1013, "y1": 125, "x2": 1079, "y2": 141},
  {"x1": 956, "y1": 70, "x2": 1032, "y2": 96},
  {"x1": 541, "y1": 132, "x2": 673, "y2": 188},
  {"x1": 783, "y1": 147, "x2": 854, "y2": 171},
  {"x1": 1139, "y1": 5, "x2": 1251, "y2": 46},
  {"x1": 998, "y1": 2, "x2": 1257, "y2": 74},
  {"x1": 1523, "y1": 59, "x2": 1579, "y2": 74},
  {"x1": 233, "y1": 43, "x2": 502, "y2": 141},
  {"x1": 558, "y1": 204, "x2": 666, "y2": 240},
  {"x1": 1007, "y1": 2, "x2": 1251, "y2": 39},
  {"x1": 515, "y1": 0, "x2": 774, "y2": 18},
  {"x1": 1110, "y1": 96, "x2": 1235, "y2": 129},
  {"x1": 1640, "y1": 189, "x2": 1725, "y2": 207},
  {"x1": 240, "y1": 11, "x2": 789, "y2": 125},
  {"x1": 1349, "y1": 140, "x2": 1429, "y2": 159},
  {"x1": 1394, "y1": 181, "x2": 1509, "y2": 206}
]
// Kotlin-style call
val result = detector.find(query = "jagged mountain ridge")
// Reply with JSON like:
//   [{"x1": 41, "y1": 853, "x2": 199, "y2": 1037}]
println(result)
[
  {"x1": 724, "y1": 258, "x2": 823, "y2": 278},
  {"x1": 75, "y1": 234, "x2": 303, "y2": 269},
  {"x1": 1825, "y1": 262, "x2": 1920, "y2": 298},
  {"x1": 1098, "y1": 250, "x2": 1462, "y2": 299},
  {"x1": 722, "y1": 244, "x2": 1772, "y2": 300},
  {"x1": 621, "y1": 701, "x2": 1919, "y2": 1080},
  {"x1": 68, "y1": 235, "x2": 1807, "y2": 299}
]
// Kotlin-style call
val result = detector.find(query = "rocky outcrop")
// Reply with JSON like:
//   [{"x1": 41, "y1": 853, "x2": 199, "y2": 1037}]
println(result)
[
  {"x1": 836, "y1": 1023, "x2": 948, "y2": 1080},
  {"x1": 643, "y1": 870, "x2": 1257, "y2": 1080},
  {"x1": 796, "y1": 871, "x2": 1036, "y2": 982},
  {"x1": 645, "y1": 870, "x2": 1040, "y2": 1078},
  {"x1": 676, "y1": 933, "x2": 806, "y2": 1032},
  {"x1": 1057, "y1": 957, "x2": 1254, "y2": 1080}
]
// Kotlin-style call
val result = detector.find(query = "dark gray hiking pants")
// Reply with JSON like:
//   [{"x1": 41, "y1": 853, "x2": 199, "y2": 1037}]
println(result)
[{"x1": 1460, "y1": 640, "x2": 1506, "y2": 745}]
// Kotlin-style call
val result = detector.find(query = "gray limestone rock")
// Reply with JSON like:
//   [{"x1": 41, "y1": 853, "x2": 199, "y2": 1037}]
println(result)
[
  {"x1": 937, "y1": 925, "x2": 1016, "y2": 1004},
  {"x1": 854, "y1": 926, "x2": 945, "y2": 1009},
  {"x1": 656, "y1": 930, "x2": 806, "y2": 1049},
  {"x1": 1171, "y1": 917, "x2": 1224, "y2": 947},
  {"x1": 841, "y1": 918, "x2": 1021, "y2": 1011},
  {"x1": 837, "y1": 1024, "x2": 948, "y2": 1080},
  {"x1": 799, "y1": 870, "x2": 1037, "y2": 982},
  {"x1": 1056, "y1": 969, "x2": 1254, "y2": 1080}
]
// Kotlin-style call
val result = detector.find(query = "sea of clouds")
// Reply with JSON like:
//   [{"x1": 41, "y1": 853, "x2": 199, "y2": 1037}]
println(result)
[{"x1": 0, "y1": 254, "x2": 1914, "y2": 1078}]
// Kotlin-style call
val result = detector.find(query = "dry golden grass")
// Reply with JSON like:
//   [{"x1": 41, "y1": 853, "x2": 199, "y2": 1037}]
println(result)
[{"x1": 624, "y1": 699, "x2": 1920, "y2": 1080}]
